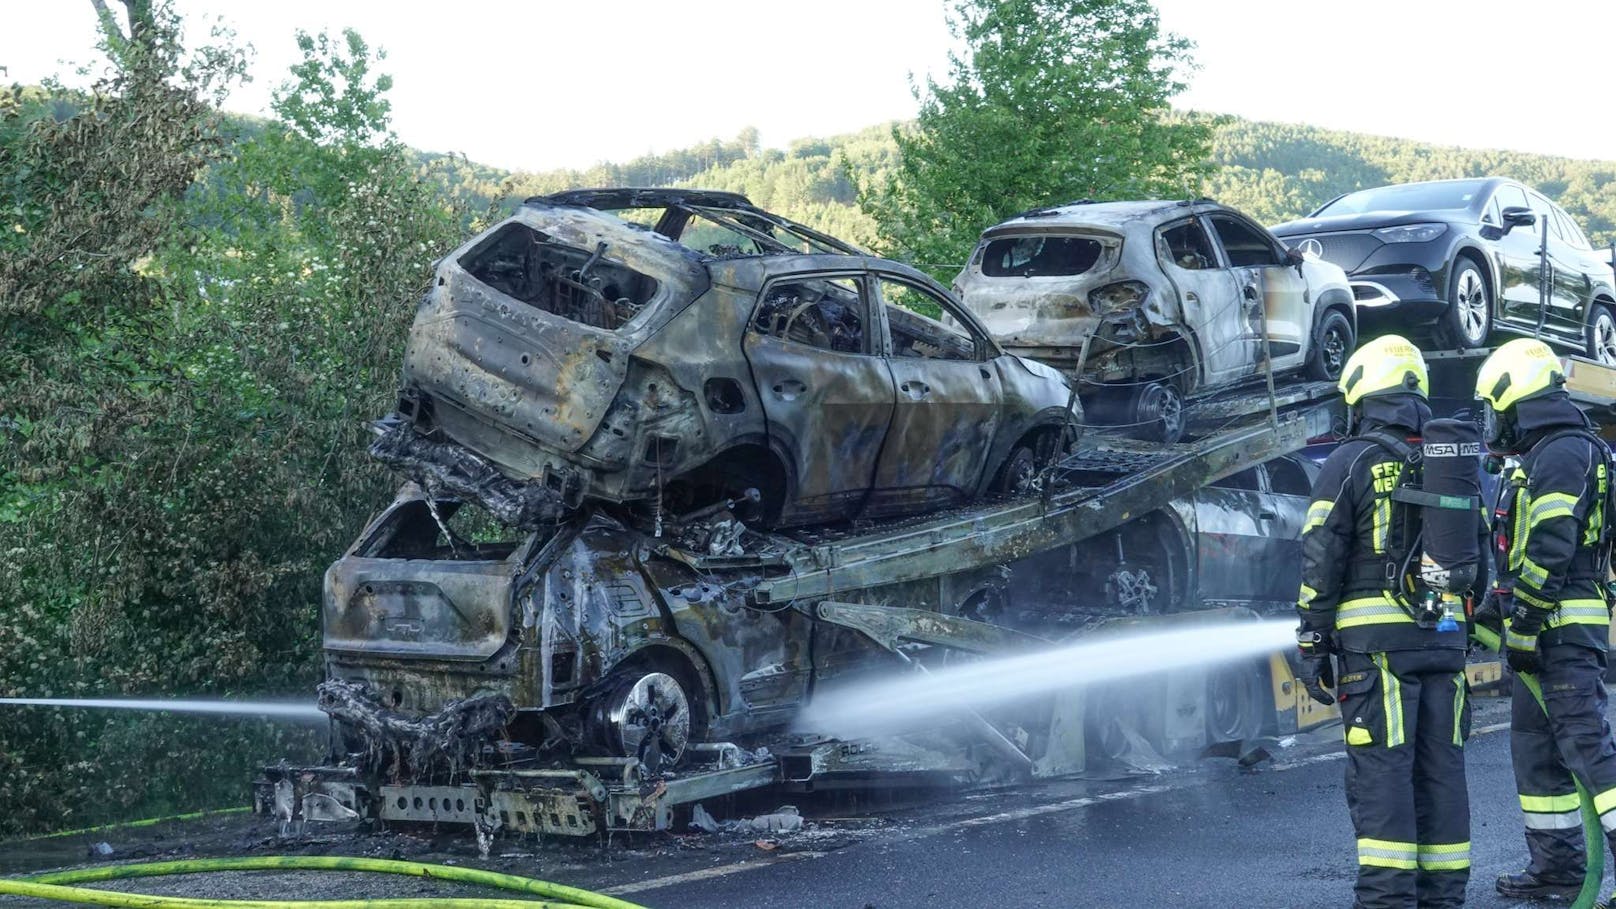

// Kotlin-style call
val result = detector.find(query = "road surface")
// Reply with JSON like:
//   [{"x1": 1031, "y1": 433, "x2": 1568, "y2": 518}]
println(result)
[{"x1": 2, "y1": 697, "x2": 1607, "y2": 909}]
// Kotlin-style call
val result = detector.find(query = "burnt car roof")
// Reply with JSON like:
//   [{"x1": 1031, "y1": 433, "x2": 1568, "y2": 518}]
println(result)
[
  {"x1": 982, "y1": 199, "x2": 1224, "y2": 235},
  {"x1": 529, "y1": 187, "x2": 758, "y2": 211},
  {"x1": 524, "y1": 187, "x2": 865, "y2": 259}
]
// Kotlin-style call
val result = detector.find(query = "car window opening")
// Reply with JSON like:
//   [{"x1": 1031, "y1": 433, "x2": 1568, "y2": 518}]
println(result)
[
  {"x1": 880, "y1": 277, "x2": 977, "y2": 361},
  {"x1": 1210, "y1": 216, "x2": 1280, "y2": 268},
  {"x1": 753, "y1": 278, "x2": 865, "y2": 353},
  {"x1": 981, "y1": 235, "x2": 1104, "y2": 277},
  {"x1": 1161, "y1": 221, "x2": 1218, "y2": 270},
  {"x1": 460, "y1": 223, "x2": 658, "y2": 331}
]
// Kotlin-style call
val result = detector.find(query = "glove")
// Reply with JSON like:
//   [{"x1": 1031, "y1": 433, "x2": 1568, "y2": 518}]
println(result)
[
  {"x1": 1505, "y1": 603, "x2": 1547, "y2": 675},
  {"x1": 1296, "y1": 627, "x2": 1336, "y2": 706},
  {"x1": 1472, "y1": 589, "x2": 1509, "y2": 638}
]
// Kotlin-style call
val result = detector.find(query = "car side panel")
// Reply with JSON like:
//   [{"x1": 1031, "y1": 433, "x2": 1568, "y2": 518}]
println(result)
[
  {"x1": 741, "y1": 276, "x2": 895, "y2": 525},
  {"x1": 1155, "y1": 242, "x2": 1247, "y2": 387}
]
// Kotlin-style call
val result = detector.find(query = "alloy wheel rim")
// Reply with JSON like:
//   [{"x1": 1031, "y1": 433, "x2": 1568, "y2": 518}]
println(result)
[
  {"x1": 1323, "y1": 326, "x2": 1347, "y2": 376},
  {"x1": 1598, "y1": 314, "x2": 1616, "y2": 365},
  {"x1": 1457, "y1": 269, "x2": 1487, "y2": 342}
]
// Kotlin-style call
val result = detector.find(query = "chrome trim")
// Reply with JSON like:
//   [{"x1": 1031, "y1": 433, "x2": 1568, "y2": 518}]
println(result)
[{"x1": 1349, "y1": 280, "x2": 1400, "y2": 307}]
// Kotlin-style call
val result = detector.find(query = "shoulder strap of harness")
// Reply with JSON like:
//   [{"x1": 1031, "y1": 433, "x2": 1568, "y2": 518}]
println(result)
[
  {"x1": 1347, "y1": 430, "x2": 1424, "y2": 594},
  {"x1": 1532, "y1": 427, "x2": 1615, "y2": 575}
]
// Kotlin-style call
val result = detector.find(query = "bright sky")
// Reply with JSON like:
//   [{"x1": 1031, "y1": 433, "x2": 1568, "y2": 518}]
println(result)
[{"x1": 4, "y1": 0, "x2": 1613, "y2": 172}]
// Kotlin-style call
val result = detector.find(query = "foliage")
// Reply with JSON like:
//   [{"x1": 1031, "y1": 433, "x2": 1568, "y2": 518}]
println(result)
[
  {"x1": 856, "y1": 0, "x2": 1213, "y2": 279},
  {"x1": 0, "y1": 4, "x2": 463, "y2": 836}
]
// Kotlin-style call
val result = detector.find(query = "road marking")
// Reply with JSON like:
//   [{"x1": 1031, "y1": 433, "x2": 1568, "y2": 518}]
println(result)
[
  {"x1": 602, "y1": 851, "x2": 826, "y2": 895},
  {"x1": 954, "y1": 784, "x2": 1178, "y2": 827},
  {"x1": 606, "y1": 716, "x2": 1519, "y2": 895}
]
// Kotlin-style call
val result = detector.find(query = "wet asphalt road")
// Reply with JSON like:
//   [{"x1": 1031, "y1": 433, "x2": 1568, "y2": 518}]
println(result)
[
  {"x1": 609, "y1": 701, "x2": 1604, "y2": 909},
  {"x1": 5, "y1": 698, "x2": 1611, "y2": 909}
]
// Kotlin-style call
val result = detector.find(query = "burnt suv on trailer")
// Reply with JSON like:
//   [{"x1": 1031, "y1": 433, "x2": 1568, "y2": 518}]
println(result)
[
  {"x1": 378, "y1": 189, "x2": 1073, "y2": 529},
  {"x1": 954, "y1": 200, "x2": 1355, "y2": 443}
]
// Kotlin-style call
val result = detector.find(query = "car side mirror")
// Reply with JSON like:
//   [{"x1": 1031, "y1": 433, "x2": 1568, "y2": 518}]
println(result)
[
  {"x1": 1284, "y1": 245, "x2": 1305, "y2": 276},
  {"x1": 1500, "y1": 206, "x2": 1536, "y2": 235}
]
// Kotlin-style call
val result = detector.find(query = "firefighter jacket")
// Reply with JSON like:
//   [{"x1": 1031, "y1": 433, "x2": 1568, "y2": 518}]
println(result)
[
  {"x1": 1298, "y1": 398, "x2": 1472, "y2": 655},
  {"x1": 1496, "y1": 398, "x2": 1612, "y2": 651}
]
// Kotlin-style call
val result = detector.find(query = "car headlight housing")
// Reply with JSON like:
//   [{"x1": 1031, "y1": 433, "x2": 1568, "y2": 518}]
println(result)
[
  {"x1": 1088, "y1": 280, "x2": 1149, "y2": 314},
  {"x1": 1372, "y1": 223, "x2": 1447, "y2": 244}
]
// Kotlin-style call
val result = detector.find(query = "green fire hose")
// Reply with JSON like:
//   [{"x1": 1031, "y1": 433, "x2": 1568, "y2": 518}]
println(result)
[
  {"x1": 0, "y1": 856, "x2": 647, "y2": 909},
  {"x1": 1473, "y1": 624, "x2": 1604, "y2": 909}
]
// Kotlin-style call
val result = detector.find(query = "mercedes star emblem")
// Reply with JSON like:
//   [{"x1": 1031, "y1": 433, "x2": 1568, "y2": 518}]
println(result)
[{"x1": 1299, "y1": 238, "x2": 1324, "y2": 259}]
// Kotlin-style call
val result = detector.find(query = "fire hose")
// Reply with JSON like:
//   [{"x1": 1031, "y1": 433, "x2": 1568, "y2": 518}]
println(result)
[
  {"x1": 0, "y1": 856, "x2": 647, "y2": 909},
  {"x1": 1472, "y1": 624, "x2": 1604, "y2": 909}
]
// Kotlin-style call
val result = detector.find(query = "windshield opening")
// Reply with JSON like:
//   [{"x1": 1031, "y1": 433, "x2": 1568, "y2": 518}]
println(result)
[{"x1": 1316, "y1": 180, "x2": 1487, "y2": 216}]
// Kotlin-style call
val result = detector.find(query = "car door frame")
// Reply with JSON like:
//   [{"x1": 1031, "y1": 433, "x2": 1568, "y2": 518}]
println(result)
[
  {"x1": 1527, "y1": 189, "x2": 1586, "y2": 337},
  {"x1": 1154, "y1": 214, "x2": 1250, "y2": 387},
  {"x1": 740, "y1": 266, "x2": 897, "y2": 525},
  {"x1": 1202, "y1": 209, "x2": 1312, "y2": 375},
  {"x1": 864, "y1": 266, "x2": 1008, "y2": 518}
]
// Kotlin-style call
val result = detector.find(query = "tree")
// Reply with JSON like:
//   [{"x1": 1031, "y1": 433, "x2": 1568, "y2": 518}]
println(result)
[{"x1": 859, "y1": 0, "x2": 1212, "y2": 279}]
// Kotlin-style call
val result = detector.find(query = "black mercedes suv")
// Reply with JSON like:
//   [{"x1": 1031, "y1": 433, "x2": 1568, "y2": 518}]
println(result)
[{"x1": 1272, "y1": 178, "x2": 1616, "y2": 362}]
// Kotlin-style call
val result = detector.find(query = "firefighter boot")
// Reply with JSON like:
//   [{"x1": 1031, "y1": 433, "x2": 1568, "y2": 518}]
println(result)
[{"x1": 1496, "y1": 870, "x2": 1581, "y2": 901}]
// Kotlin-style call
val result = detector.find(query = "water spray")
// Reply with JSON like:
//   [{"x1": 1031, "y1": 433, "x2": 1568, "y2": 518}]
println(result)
[
  {"x1": 0, "y1": 697, "x2": 325, "y2": 721},
  {"x1": 798, "y1": 617, "x2": 1298, "y2": 739}
]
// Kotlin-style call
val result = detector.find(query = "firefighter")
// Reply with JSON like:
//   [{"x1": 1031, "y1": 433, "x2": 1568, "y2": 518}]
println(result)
[
  {"x1": 1296, "y1": 334, "x2": 1471, "y2": 909},
  {"x1": 1474, "y1": 338, "x2": 1616, "y2": 903}
]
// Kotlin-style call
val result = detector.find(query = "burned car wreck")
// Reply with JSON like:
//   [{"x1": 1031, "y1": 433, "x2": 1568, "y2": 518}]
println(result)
[
  {"x1": 266, "y1": 190, "x2": 1346, "y2": 839},
  {"x1": 379, "y1": 189, "x2": 1074, "y2": 529},
  {"x1": 954, "y1": 199, "x2": 1355, "y2": 442}
]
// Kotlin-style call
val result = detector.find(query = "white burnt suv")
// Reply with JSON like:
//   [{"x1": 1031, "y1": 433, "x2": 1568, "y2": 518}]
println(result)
[{"x1": 954, "y1": 200, "x2": 1356, "y2": 442}]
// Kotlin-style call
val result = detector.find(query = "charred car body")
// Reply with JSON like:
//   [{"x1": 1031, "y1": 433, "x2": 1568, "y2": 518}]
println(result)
[
  {"x1": 382, "y1": 189, "x2": 1073, "y2": 529},
  {"x1": 954, "y1": 200, "x2": 1355, "y2": 442},
  {"x1": 273, "y1": 189, "x2": 1349, "y2": 838}
]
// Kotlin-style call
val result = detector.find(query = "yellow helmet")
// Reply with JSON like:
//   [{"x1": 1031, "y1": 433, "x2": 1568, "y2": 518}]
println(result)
[
  {"x1": 1339, "y1": 334, "x2": 1427, "y2": 406},
  {"x1": 1475, "y1": 338, "x2": 1565, "y2": 411}
]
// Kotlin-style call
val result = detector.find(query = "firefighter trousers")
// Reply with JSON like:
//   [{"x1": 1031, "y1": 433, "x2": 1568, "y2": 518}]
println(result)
[
  {"x1": 1510, "y1": 643, "x2": 1616, "y2": 881},
  {"x1": 1339, "y1": 649, "x2": 1471, "y2": 909}
]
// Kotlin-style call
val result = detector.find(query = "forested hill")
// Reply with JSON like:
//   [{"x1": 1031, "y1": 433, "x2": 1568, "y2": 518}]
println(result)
[{"x1": 434, "y1": 116, "x2": 1616, "y2": 251}]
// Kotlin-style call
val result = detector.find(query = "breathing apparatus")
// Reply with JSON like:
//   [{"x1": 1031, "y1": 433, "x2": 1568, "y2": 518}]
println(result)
[{"x1": 1339, "y1": 337, "x2": 1482, "y2": 630}]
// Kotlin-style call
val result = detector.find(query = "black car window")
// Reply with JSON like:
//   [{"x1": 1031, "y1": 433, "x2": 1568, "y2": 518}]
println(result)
[
  {"x1": 1160, "y1": 220, "x2": 1218, "y2": 270},
  {"x1": 1207, "y1": 215, "x2": 1281, "y2": 268},
  {"x1": 752, "y1": 276, "x2": 867, "y2": 354},
  {"x1": 980, "y1": 235, "x2": 1104, "y2": 277},
  {"x1": 1210, "y1": 467, "x2": 1262, "y2": 491},
  {"x1": 1495, "y1": 185, "x2": 1531, "y2": 229},
  {"x1": 1554, "y1": 206, "x2": 1592, "y2": 251},
  {"x1": 1483, "y1": 195, "x2": 1502, "y2": 226},
  {"x1": 1265, "y1": 458, "x2": 1313, "y2": 496},
  {"x1": 876, "y1": 275, "x2": 981, "y2": 361}
]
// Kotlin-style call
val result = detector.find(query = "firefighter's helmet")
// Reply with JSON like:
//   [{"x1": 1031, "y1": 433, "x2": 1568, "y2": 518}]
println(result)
[
  {"x1": 1475, "y1": 338, "x2": 1565, "y2": 411},
  {"x1": 1339, "y1": 335, "x2": 1428, "y2": 405}
]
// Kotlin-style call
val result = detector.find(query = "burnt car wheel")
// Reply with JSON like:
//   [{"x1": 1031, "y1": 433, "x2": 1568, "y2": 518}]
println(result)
[
  {"x1": 1433, "y1": 256, "x2": 1491, "y2": 349},
  {"x1": 591, "y1": 669, "x2": 697, "y2": 771},
  {"x1": 991, "y1": 444, "x2": 1039, "y2": 497},
  {"x1": 1305, "y1": 310, "x2": 1354, "y2": 382},
  {"x1": 1205, "y1": 660, "x2": 1267, "y2": 744},
  {"x1": 1586, "y1": 304, "x2": 1616, "y2": 367},
  {"x1": 1127, "y1": 381, "x2": 1184, "y2": 445}
]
